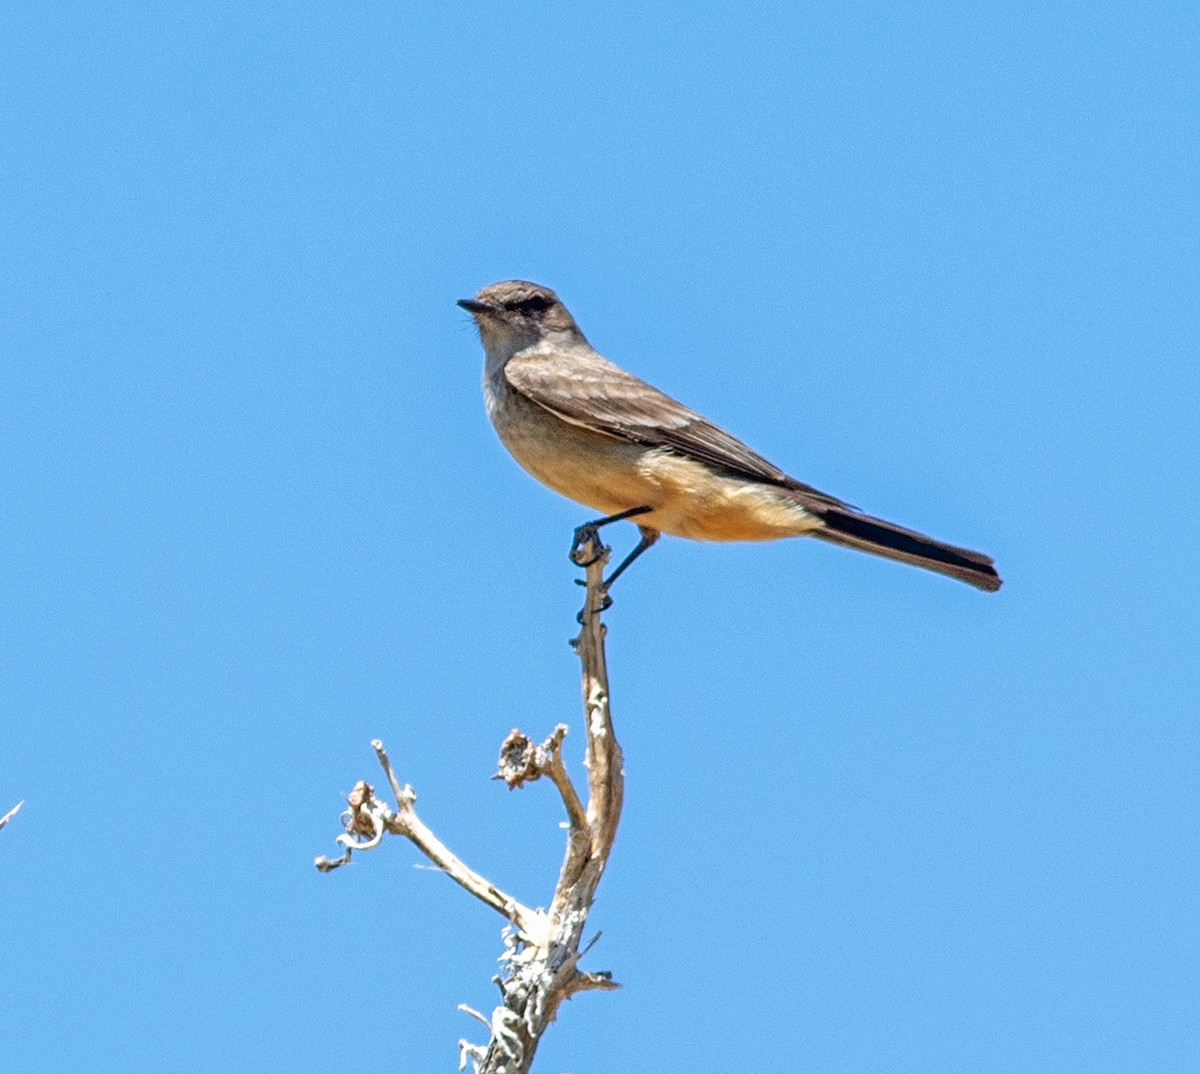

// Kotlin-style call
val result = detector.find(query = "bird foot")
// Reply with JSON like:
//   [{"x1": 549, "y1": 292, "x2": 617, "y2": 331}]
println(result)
[
  {"x1": 570, "y1": 523, "x2": 606, "y2": 568},
  {"x1": 575, "y1": 587, "x2": 614, "y2": 625}
]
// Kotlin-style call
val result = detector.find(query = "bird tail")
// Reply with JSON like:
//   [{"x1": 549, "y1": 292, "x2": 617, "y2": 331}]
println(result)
[{"x1": 812, "y1": 507, "x2": 1002, "y2": 591}]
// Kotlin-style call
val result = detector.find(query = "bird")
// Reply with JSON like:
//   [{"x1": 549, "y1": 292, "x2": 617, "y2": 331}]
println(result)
[{"x1": 459, "y1": 280, "x2": 1001, "y2": 593}]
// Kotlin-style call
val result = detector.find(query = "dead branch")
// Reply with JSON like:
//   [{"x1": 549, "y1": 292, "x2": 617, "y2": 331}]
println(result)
[{"x1": 315, "y1": 528, "x2": 625, "y2": 1073}]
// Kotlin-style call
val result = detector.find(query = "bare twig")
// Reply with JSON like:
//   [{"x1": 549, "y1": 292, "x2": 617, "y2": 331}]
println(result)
[
  {"x1": 372, "y1": 739, "x2": 406, "y2": 807},
  {"x1": 566, "y1": 971, "x2": 620, "y2": 996},
  {"x1": 0, "y1": 800, "x2": 23, "y2": 832},
  {"x1": 314, "y1": 769, "x2": 539, "y2": 938},
  {"x1": 494, "y1": 725, "x2": 588, "y2": 837},
  {"x1": 458, "y1": 1004, "x2": 492, "y2": 1030},
  {"x1": 540, "y1": 727, "x2": 589, "y2": 837},
  {"x1": 392, "y1": 793, "x2": 540, "y2": 936},
  {"x1": 316, "y1": 526, "x2": 625, "y2": 1073}
]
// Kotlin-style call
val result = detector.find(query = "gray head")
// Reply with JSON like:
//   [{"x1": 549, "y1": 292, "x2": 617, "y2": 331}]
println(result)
[{"x1": 457, "y1": 280, "x2": 585, "y2": 352}]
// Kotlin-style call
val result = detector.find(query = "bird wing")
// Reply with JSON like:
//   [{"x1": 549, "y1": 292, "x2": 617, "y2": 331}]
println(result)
[{"x1": 503, "y1": 350, "x2": 851, "y2": 510}]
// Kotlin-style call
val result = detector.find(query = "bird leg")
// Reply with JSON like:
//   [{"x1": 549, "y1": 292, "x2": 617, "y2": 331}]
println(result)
[
  {"x1": 572, "y1": 522, "x2": 661, "y2": 623},
  {"x1": 601, "y1": 525, "x2": 660, "y2": 591}
]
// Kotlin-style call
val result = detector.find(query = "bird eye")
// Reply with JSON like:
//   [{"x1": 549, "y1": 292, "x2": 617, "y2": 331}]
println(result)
[{"x1": 512, "y1": 294, "x2": 552, "y2": 315}]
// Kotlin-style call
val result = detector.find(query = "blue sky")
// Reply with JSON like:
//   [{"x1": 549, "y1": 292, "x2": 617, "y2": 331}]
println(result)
[{"x1": 2, "y1": 4, "x2": 1197, "y2": 1071}]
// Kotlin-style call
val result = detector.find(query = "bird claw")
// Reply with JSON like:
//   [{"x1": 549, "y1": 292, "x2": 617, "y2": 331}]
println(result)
[
  {"x1": 576, "y1": 590, "x2": 613, "y2": 625},
  {"x1": 570, "y1": 524, "x2": 605, "y2": 567}
]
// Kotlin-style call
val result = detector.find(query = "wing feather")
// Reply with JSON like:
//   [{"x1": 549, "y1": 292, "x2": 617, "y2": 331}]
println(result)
[{"x1": 503, "y1": 350, "x2": 851, "y2": 511}]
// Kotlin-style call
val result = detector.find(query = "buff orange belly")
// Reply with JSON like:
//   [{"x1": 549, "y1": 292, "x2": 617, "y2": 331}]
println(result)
[{"x1": 495, "y1": 401, "x2": 819, "y2": 543}]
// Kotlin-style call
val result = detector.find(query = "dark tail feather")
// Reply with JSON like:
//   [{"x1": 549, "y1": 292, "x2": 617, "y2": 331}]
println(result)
[{"x1": 813, "y1": 507, "x2": 1002, "y2": 592}]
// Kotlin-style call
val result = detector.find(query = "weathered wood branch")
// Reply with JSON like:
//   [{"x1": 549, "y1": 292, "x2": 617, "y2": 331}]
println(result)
[{"x1": 315, "y1": 529, "x2": 625, "y2": 1073}]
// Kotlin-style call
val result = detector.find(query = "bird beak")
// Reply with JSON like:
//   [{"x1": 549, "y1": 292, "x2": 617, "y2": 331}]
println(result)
[{"x1": 457, "y1": 298, "x2": 500, "y2": 316}]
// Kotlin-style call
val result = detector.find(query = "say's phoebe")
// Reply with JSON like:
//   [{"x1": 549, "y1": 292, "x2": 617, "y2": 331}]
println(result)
[{"x1": 459, "y1": 280, "x2": 1001, "y2": 592}]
